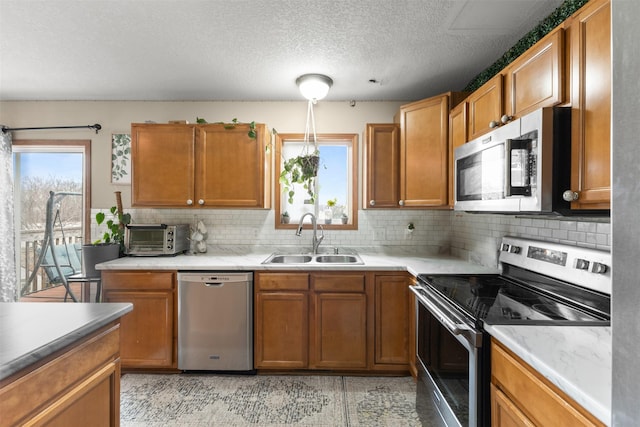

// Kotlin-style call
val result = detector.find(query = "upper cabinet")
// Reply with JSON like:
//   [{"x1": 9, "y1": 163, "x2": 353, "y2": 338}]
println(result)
[
  {"x1": 397, "y1": 92, "x2": 465, "y2": 208},
  {"x1": 564, "y1": 0, "x2": 611, "y2": 209},
  {"x1": 363, "y1": 123, "x2": 400, "y2": 208},
  {"x1": 131, "y1": 123, "x2": 271, "y2": 208},
  {"x1": 448, "y1": 101, "x2": 468, "y2": 207},
  {"x1": 467, "y1": 27, "x2": 565, "y2": 141}
]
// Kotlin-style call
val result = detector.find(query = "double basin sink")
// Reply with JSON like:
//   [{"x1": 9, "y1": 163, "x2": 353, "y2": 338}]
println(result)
[{"x1": 262, "y1": 251, "x2": 364, "y2": 265}]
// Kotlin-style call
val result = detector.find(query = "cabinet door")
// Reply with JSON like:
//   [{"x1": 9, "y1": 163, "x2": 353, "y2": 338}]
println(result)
[
  {"x1": 567, "y1": 0, "x2": 611, "y2": 209},
  {"x1": 399, "y1": 93, "x2": 450, "y2": 207},
  {"x1": 103, "y1": 290, "x2": 174, "y2": 368},
  {"x1": 374, "y1": 274, "x2": 409, "y2": 366},
  {"x1": 131, "y1": 124, "x2": 196, "y2": 207},
  {"x1": 310, "y1": 292, "x2": 368, "y2": 369},
  {"x1": 491, "y1": 384, "x2": 535, "y2": 427},
  {"x1": 468, "y1": 74, "x2": 504, "y2": 141},
  {"x1": 505, "y1": 28, "x2": 564, "y2": 118},
  {"x1": 254, "y1": 291, "x2": 308, "y2": 369},
  {"x1": 102, "y1": 271, "x2": 176, "y2": 369},
  {"x1": 448, "y1": 101, "x2": 468, "y2": 207},
  {"x1": 363, "y1": 123, "x2": 400, "y2": 208},
  {"x1": 197, "y1": 123, "x2": 270, "y2": 208}
]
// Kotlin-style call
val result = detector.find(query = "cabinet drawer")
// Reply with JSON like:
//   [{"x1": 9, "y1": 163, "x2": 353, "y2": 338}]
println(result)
[
  {"x1": 491, "y1": 340, "x2": 604, "y2": 427},
  {"x1": 313, "y1": 273, "x2": 365, "y2": 292},
  {"x1": 102, "y1": 271, "x2": 175, "y2": 290},
  {"x1": 257, "y1": 273, "x2": 309, "y2": 291}
]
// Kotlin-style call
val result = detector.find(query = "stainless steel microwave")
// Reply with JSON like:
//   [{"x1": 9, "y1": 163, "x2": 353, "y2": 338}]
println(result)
[
  {"x1": 125, "y1": 224, "x2": 190, "y2": 256},
  {"x1": 454, "y1": 107, "x2": 573, "y2": 214}
]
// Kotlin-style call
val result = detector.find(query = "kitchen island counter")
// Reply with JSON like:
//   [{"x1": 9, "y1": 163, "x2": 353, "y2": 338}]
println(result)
[
  {"x1": 0, "y1": 302, "x2": 133, "y2": 381},
  {"x1": 485, "y1": 324, "x2": 611, "y2": 426}
]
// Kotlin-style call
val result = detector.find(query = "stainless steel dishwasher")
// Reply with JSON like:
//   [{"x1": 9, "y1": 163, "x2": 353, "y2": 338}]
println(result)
[{"x1": 178, "y1": 272, "x2": 253, "y2": 371}]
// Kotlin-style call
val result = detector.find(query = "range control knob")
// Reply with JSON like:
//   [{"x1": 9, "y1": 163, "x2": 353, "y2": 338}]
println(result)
[
  {"x1": 575, "y1": 258, "x2": 590, "y2": 270},
  {"x1": 501, "y1": 243, "x2": 510, "y2": 252},
  {"x1": 509, "y1": 245, "x2": 521, "y2": 254},
  {"x1": 592, "y1": 262, "x2": 608, "y2": 274}
]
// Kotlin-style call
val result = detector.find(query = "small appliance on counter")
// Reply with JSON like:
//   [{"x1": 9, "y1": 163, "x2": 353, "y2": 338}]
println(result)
[{"x1": 124, "y1": 223, "x2": 190, "y2": 256}]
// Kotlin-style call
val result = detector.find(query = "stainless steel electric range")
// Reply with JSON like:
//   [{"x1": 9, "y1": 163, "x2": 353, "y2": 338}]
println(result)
[{"x1": 410, "y1": 236, "x2": 611, "y2": 427}]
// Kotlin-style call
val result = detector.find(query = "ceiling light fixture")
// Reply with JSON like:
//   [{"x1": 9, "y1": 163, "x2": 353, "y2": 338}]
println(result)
[{"x1": 296, "y1": 74, "x2": 333, "y2": 102}]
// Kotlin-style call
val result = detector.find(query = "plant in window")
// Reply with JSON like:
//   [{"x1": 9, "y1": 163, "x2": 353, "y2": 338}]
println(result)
[{"x1": 279, "y1": 100, "x2": 324, "y2": 204}]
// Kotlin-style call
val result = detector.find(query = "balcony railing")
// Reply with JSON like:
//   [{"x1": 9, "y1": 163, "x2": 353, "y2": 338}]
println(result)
[{"x1": 20, "y1": 228, "x2": 83, "y2": 297}]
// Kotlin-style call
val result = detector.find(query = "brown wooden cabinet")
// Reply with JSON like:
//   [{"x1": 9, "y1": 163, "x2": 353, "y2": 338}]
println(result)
[
  {"x1": 504, "y1": 28, "x2": 565, "y2": 119},
  {"x1": 373, "y1": 273, "x2": 410, "y2": 368},
  {"x1": 565, "y1": 0, "x2": 611, "y2": 209},
  {"x1": 363, "y1": 123, "x2": 400, "y2": 208},
  {"x1": 448, "y1": 101, "x2": 468, "y2": 207},
  {"x1": 491, "y1": 338, "x2": 605, "y2": 427},
  {"x1": 131, "y1": 122, "x2": 271, "y2": 208},
  {"x1": 310, "y1": 273, "x2": 368, "y2": 369},
  {"x1": 102, "y1": 270, "x2": 177, "y2": 369},
  {"x1": 398, "y1": 92, "x2": 464, "y2": 208},
  {"x1": 255, "y1": 271, "x2": 409, "y2": 373},
  {"x1": 254, "y1": 272, "x2": 309, "y2": 369},
  {"x1": 0, "y1": 323, "x2": 122, "y2": 427},
  {"x1": 467, "y1": 28, "x2": 565, "y2": 141}
]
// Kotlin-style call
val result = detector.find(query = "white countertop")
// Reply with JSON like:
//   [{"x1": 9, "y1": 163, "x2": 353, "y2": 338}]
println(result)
[
  {"x1": 485, "y1": 324, "x2": 611, "y2": 426},
  {"x1": 96, "y1": 247, "x2": 610, "y2": 425}
]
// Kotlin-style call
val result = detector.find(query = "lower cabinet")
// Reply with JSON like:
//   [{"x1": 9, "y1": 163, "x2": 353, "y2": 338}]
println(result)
[
  {"x1": 102, "y1": 270, "x2": 177, "y2": 370},
  {"x1": 0, "y1": 323, "x2": 121, "y2": 427},
  {"x1": 491, "y1": 338, "x2": 605, "y2": 427},
  {"x1": 254, "y1": 271, "x2": 409, "y2": 372}
]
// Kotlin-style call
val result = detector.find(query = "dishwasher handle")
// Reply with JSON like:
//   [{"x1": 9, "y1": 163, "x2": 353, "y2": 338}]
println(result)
[{"x1": 204, "y1": 282, "x2": 225, "y2": 287}]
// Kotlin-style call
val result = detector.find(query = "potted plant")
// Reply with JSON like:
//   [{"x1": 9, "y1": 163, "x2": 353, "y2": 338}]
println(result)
[
  {"x1": 82, "y1": 206, "x2": 131, "y2": 277},
  {"x1": 281, "y1": 211, "x2": 290, "y2": 224},
  {"x1": 279, "y1": 151, "x2": 320, "y2": 204}
]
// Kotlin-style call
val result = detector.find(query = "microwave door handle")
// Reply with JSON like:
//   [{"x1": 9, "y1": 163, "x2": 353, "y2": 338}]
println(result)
[{"x1": 504, "y1": 139, "x2": 512, "y2": 197}]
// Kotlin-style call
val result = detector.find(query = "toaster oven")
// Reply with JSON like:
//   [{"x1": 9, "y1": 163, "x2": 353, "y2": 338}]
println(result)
[{"x1": 125, "y1": 224, "x2": 190, "y2": 256}]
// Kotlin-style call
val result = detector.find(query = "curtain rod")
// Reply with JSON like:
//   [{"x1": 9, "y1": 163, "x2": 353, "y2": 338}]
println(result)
[{"x1": 1, "y1": 124, "x2": 102, "y2": 134}]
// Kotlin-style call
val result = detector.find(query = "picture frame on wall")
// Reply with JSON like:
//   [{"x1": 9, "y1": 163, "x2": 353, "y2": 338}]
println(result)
[{"x1": 111, "y1": 133, "x2": 131, "y2": 184}]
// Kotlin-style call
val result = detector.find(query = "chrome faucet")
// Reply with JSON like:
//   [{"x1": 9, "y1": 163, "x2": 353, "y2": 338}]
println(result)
[{"x1": 296, "y1": 212, "x2": 324, "y2": 254}]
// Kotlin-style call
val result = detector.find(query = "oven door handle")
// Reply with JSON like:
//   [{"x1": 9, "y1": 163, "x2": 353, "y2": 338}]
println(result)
[{"x1": 409, "y1": 285, "x2": 479, "y2": 345}]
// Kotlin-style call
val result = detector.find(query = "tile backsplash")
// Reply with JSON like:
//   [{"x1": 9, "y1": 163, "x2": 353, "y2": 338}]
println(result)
[{"x1": 92, "y1": 208, "x2": 611, "y2": 267}]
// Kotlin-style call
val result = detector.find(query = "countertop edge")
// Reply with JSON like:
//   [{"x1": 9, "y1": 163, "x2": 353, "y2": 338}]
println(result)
[
  {"x1": 485, "y1": 324, "x2": 611, "y2": 426},
  {"x1": 0, "y1": 303, "x2": 133, "y2": 382}
]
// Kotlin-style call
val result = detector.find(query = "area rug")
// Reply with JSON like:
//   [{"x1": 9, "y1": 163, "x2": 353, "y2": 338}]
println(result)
[{"x1": 120, "y1": 374, "x2": 422, "y2": 427}]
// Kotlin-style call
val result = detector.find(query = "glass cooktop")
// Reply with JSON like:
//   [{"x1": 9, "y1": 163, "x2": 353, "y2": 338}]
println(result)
[{"x1": 417, "y1": 271, "x2": 611, "y2": 326}]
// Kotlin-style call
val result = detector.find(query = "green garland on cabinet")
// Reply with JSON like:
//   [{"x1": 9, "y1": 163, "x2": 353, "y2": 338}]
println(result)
[{"x1": 463, "y1": 0, "x2": 590, "y2": 92}]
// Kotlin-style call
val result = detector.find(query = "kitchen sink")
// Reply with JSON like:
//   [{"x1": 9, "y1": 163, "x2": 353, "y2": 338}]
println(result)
[
  {"x1": 262, "y1": 251, "x2": 363, "y2": 265},
  {"x1": 265, "y1": 254, "x2": 313, "y2": 264},
  {"x1": 315, "y1": 255, "x2": 360, "y2": 264}
]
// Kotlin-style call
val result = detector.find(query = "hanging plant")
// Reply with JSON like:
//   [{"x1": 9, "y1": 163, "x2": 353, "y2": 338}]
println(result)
[
  {"x1": 280, "y1": 151, "x2": 319, "y2": 204},
  {"x1": 279, "y1": 100, "x2": 321, "y2": 204}
]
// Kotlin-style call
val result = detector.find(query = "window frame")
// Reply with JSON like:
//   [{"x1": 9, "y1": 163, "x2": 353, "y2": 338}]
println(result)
[
  {"x1": 274, "y1": 133, "x2": 358, "y2": 230},
  {"x1": 13, "y1": 139, "x2": 92, "y2": 243}
]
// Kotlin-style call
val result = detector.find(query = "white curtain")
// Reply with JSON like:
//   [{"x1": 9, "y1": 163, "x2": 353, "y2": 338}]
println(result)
[{"x1": 0, "y1": 128, "x2": 17, "y2": 301}]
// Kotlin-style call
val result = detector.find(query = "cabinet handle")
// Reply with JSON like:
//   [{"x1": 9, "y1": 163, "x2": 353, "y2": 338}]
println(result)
[
  {"x1": 562, "y1": 190, "x2": 579, "y2": 202},
  {"x1": 501, "y1": 114, "x2": 513, "y2": 124},
  {"x1": 198, "y1": 199, "x2": 205, "y2": 205},
  {"x1": 489, "y1": 120, "x2": 500, "y2": 129},
  {"x1": 399, "y1": 200, "x2": 405, "y2": 206},
  {"x1": 369, "y1": 200, "x2": 376, "y2": 206},
  {"x1": 186, "y1": 199, "x2": 193, "y2": 205}
]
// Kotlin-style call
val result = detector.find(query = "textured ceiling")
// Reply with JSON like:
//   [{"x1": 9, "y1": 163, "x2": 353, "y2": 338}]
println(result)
[{"x1": 0, "y1": 0, "x2": 564, "y2": 102}]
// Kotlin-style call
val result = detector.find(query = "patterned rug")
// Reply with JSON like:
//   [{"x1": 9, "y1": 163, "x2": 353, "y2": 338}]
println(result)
[{"x1": 120, "y1": 374, "x2": 423, "y2": 427}]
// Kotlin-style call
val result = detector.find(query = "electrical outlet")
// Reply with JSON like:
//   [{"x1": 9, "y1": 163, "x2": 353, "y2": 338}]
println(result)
[{"x1": 374, "y1": 228, "x2": 385, "y2": 241}]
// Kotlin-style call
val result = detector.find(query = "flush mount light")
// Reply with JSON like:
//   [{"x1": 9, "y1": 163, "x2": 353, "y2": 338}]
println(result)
[{"x1": 296, "y1": 74, "x2": 333, "y2": 102}]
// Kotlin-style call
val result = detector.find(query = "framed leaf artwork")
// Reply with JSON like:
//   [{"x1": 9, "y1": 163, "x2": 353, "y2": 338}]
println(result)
[{"x1": 111, "y1": 133, "x2": 131, "y2": 184}]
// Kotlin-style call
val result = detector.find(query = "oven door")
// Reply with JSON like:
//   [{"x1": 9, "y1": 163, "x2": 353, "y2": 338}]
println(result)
[{"x1": 410, "y1": 285, "x2": 485, "y2": 427}]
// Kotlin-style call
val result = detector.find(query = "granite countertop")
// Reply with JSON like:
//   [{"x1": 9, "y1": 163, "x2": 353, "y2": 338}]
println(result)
[
  {"x1": 0, "y1": 302, "x2": 133, "y2": 382},
  {"x1": 96, "y1": 246, "x2": 500, "y2": 276},
  {"x1": 485, "y1": 324, "x2": 611, "y2": 426}
]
